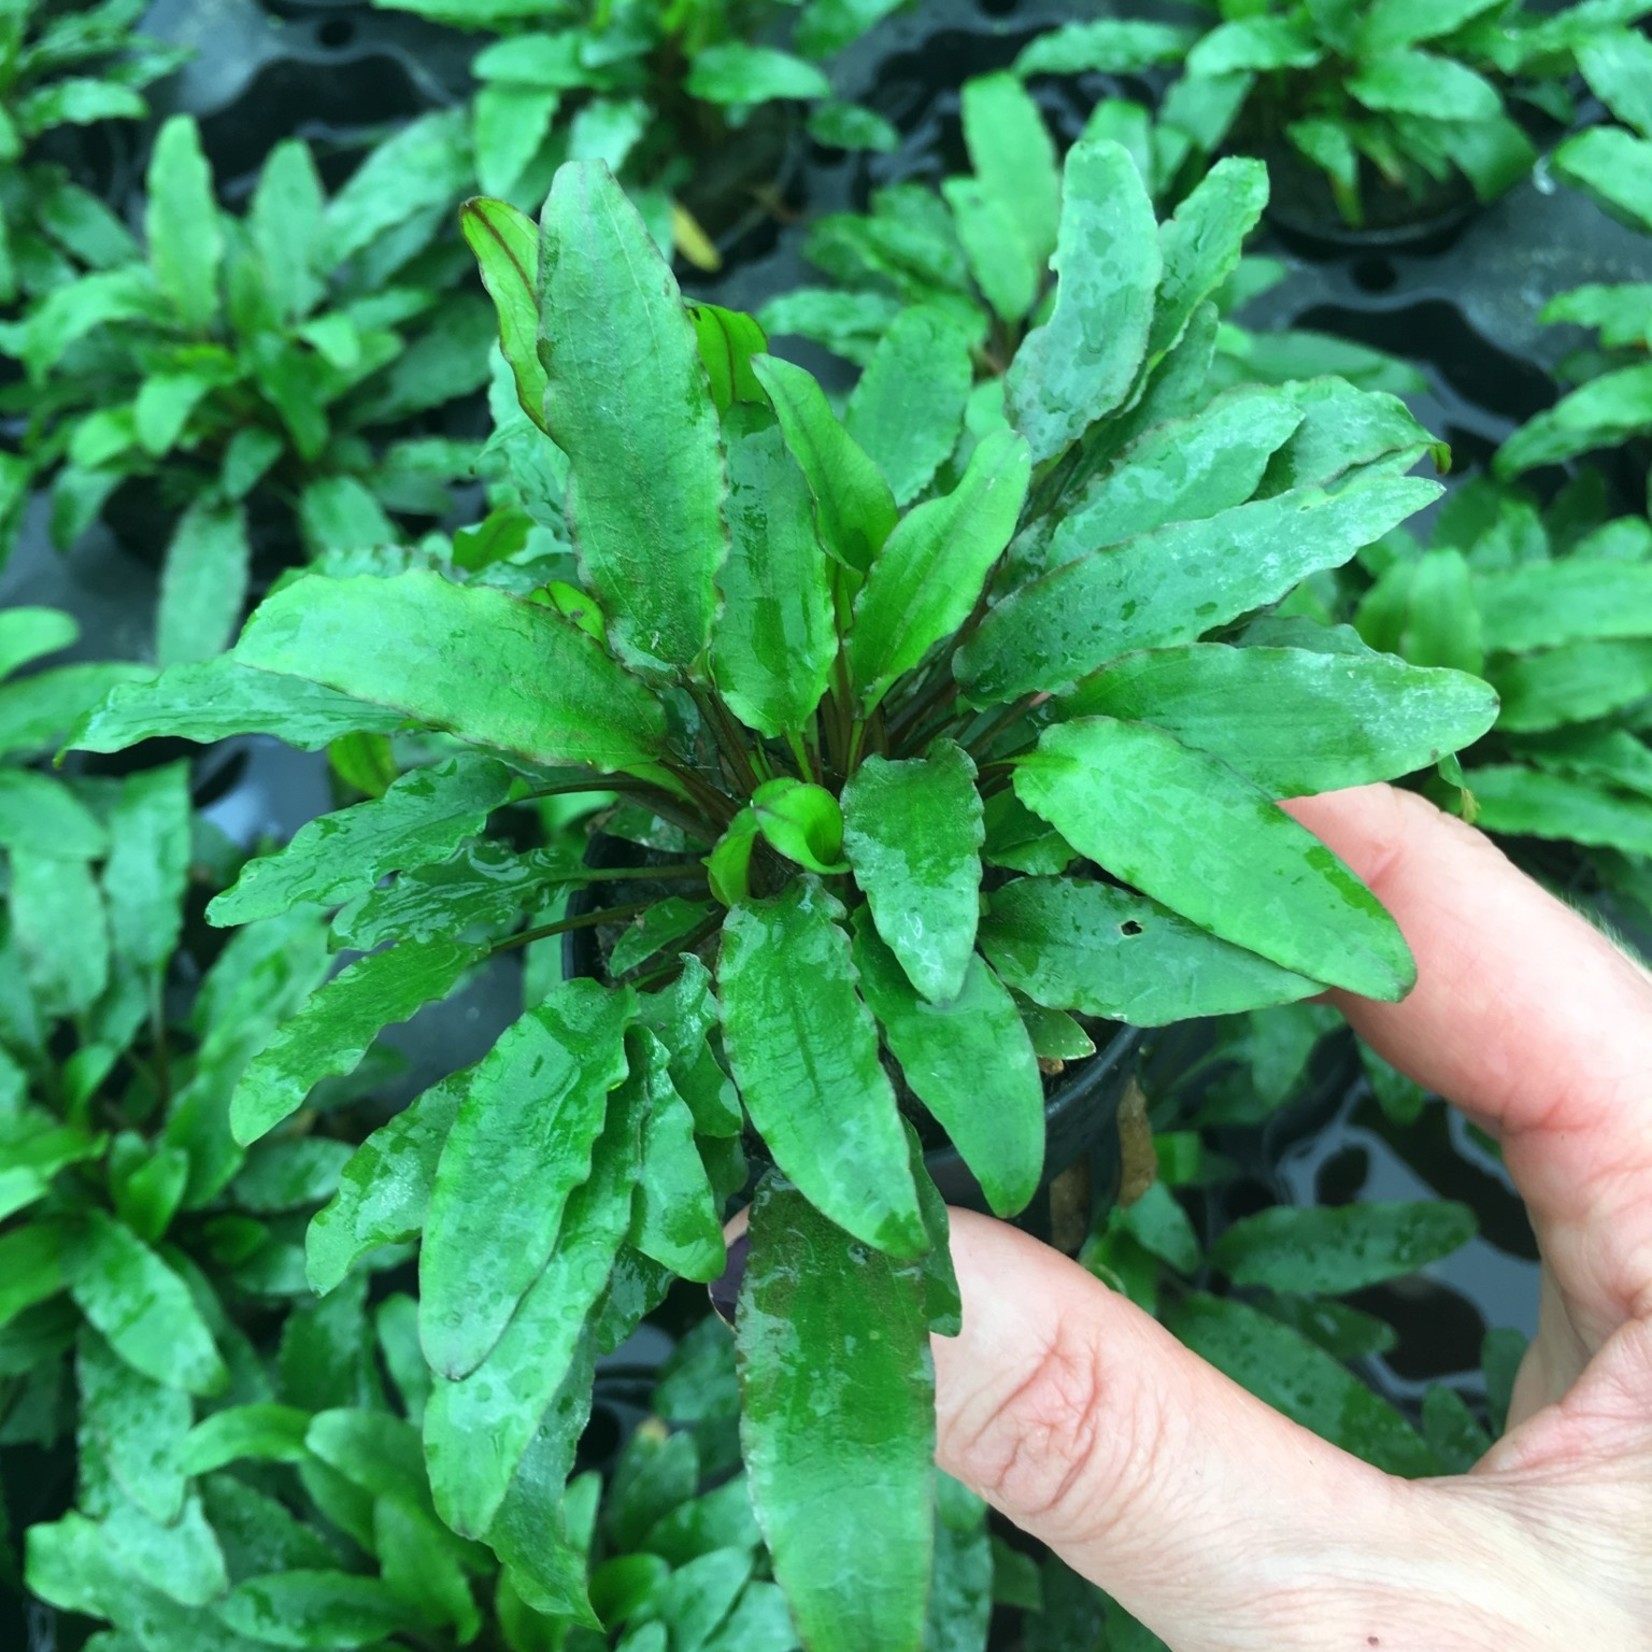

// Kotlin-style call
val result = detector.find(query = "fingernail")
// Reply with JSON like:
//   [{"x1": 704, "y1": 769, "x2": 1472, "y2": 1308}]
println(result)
[{"x1": 708, "y1": 1231, "x2": 749, "y2": 1328}]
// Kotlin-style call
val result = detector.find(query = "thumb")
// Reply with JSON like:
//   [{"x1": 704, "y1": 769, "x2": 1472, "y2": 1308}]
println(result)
[{"x1": 933, "y1": 1211, "x2": 1431, "y2": 1649}]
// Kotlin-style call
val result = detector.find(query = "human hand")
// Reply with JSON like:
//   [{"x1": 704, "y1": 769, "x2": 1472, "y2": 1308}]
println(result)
[{"x1": 933, "y1": 784, "x2": 1652, "y2": 1649}]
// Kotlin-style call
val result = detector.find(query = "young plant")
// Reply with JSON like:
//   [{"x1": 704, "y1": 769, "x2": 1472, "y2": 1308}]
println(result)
[
  {"x1": 0, "y1": 113, "x2": 494, "y2": 637},
  {"x1": 1493, "y1": 117, "x2": 1652, "y2": 483},
  {"x1": 22, "y1": 1282, "x2": 805, "y2": 1651},
  {"x1": 759, "y1": 74, "x2": 1423, "y2": 415},
  {"x1": 1159, "y1": 0, "x2": 1633, "y2": 227},
  {"x1": 68, "y1": 149, "x2": 1497, "y2": 1648},
  {"x1": 0, "y1": 0, "x2": 186, "y2": 305},
  {"x1": 1349, "y1": 475, "x2": 1652, "y2": 928},
  {"x1": 368, "y1": 0, "x2": 910, "y2": 267}
]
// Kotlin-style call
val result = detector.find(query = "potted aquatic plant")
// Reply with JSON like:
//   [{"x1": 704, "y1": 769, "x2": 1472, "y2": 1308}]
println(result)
[
  {"x1": 66, "y1": 146, "x2": 1497, "y2": 1647},
  {"x1": 1157, "y1": 0, "x2": 1642, "y2": 245}
]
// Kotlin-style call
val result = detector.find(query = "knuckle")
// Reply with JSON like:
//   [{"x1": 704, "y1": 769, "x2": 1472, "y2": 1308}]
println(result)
[{"x1": 941, "y1": 1318, "x2": 1160, "y2": 1543}]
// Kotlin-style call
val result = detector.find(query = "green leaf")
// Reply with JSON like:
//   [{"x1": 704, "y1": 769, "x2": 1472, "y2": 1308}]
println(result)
[
  {"x1": 738, "y1": 1176, "x2": 934, "y2": 1652},
  {"x1": 845, "y1": 308, "x2": 975, "y2": 508},
  {"x1": 848, "y1": 428, "x2": 1031, "y2": 713},
  {"x1": 717, "y1": 877, "x2": 923, "y2": 1256},
  {"x1": 421, "y1": 979, "x2": 632, "y2": 1380},
  {"x1": 334, "y1": 841, "x2": 575, "y2": 950},
  {"x1": 105, "y1": 762, "x2": 190, "y2": 973},
  {"x1": 750, "y1": 777, "x2": 846, "y2": 874},
  {"x1": 959, "y1": 73, "x2": 1060, "y2": 298},
  {"x1": 1006, "y1": 139, "x2": 1161, "y2": 463},
  {"x1": 100, "y1": 1490, "x2": 228, "y2": 1608},
  {"x1": 1475, "y1": 559, "x2": 1652, "y2": 652},
  {"x1": 628, "y1": 1031, "x2": 725, "y2": 1283},
  {"x1": 538, "y1": 161, "x2": 728, "y2": 678},
  {"x1": 840, "y1": 740, "x2": 983, "y2": 1002},
  {"x1": 1014, "y1": 718, "x2": 1414, "y2": 999},
  {"x1": 1491, "y1": 639, "x2": 1652, "y2": 733},
  {"x1": 0, "y1": 1112, "x2": 104, "y2": 1221},
  {"x1": 66, "y1": 1212, "x2": 227, "y2": 1395},
  {"x1": 1357, "y1": 0, "x2": 1503, "y2": 51},
  {"x1": 180, "y1": 1404, "x2": 312, "y2": 1473},
  {"x1": 462, "y1": 197, "x2": 550, "y2": 430},
  {"x1": 233, "y1": 571, "x2": 668, "y2": 771},
  {"x1": 155, "y1": 497, "x2": 250, "y2": 668},
  {"x1": 1149, "y1": 157, "x2": 1269, "y2": 361},
  {"x1": 145, "y1": 117, "x2": 222, "y2": 334},
  {"x1": 1118, "y1": 1180, "x2": 1201, "y2": 1274},
  {"x1": 1188, "y1": 16, "x2": 1320, "y2": 72},
  {"x1": 133, "y1": 373, "x2": 213, "y2": 457},
  {"x1": 1024, "y1": 385, "x2": 1304, "y2": 570},
  {"x1": 324, "y1": 107, "x2": 472, "y2": 265},
  {"x1": 474, "y1": 82, "x2": 560, "y2": 199},
  {"x1": 853, "y1": 914, "x2": 1043, "y2": 1219},
  {"x1": 1349, "y1": 51, "x2": 1501, "y2": 121},
  {"x1": 0, "y1": 607, "x2": 77, "y2": 679},
  {"x1": 79, "y1": 1330, "x2": 191, "y2": 1523},
  {"x1": 306, "y1": 1070, "x2": 465, "y2": 1294},
  {"x1": 231, "y1": 937, "x2": 480, "y2": 1146},
  {"x1": 250, "y1": 139, "x2": 324, "y2": 323},
  {"x1": 636, "y1": 958, "x2": 743, "y2": 1139},
  {"x1": 1212, "y1": 1201, "x2": 1476, "y2": 1295},
  {"x1": 376, "y1": 1497, "x2": 482, "y2": 1641},
  {"x1": 1496, "y1": 361, "x2": 1652, "y2": 475},
  {"x1": 1579, "y1": 30, "x2": 1652, "y2": 139},
  {"x1": 210, "y1": 755, "x2": 514, "y2": 926},
  {"x1": 233, "y1": 1137, "x2": 354, "y2": 1213},
  {"x1": 958, "y1": 475, "x2": 1440, "y2": 702},
  {"x1": 1167, "y1": 1293, "x2": 1437, "y2": 1476},
  {"x1": 1014, "y1": 18, "x2": 1195, "y2": 73},
  {"x1": 0, "y1": 1223, "x2": 67, "y2": 1333},
  {"x1": 1421, "y1": 1384, "x2": 1492, "y2": 1473},
  {"x1": 1058, "y1": 644, "x2": 1499, "y2": 796},
  {"x1": 807, "y1": 101, "x2": 900, "y2": 153},
  {"x1": 15, "y1": 77, "x2": 146, "y2": 135},
  {"x1": 1257, "y1": 1292, "x2": 1397, "y2": 1360},
  {"x1": 607, "y1": 896, "x2": 717, "y2": 979},
  {"x1": 219, "y1": 1571, "x2": 413, "y2": 1647},
  {"x1": 684, "y1": 43, "x2": 831, "y2": 104},
  {"x1": 1464, "y1": 765, "x2": 1652, "y2": 856},
  {"x1": 752, "y1": 353, "x2": 898, "y2": 578},
  {"x1": 424, "y1": 1072, "x2": 643, "y2": 1536},
  {"x1": 713, "y1": 402, "x2": 837, "y2": 738},
  {"x1": 979, "y1": 875, "x2": 1319, "y2": 1023},
  {"x1": 691, "y1": 304, "x2": 769, "y2": 414},
  {"x1": 9, "y1": 849, "x2": 107, "y2": 1016},
  {"x1": 0, "y1": 770, "x2": 107, "y2": 858},
  {"x1": 70, "y1": 656, "x2": 409, "y2": 754}
]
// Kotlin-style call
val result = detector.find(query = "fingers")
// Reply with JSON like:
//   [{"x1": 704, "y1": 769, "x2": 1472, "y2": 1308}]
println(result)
[
  {"x1": 1285, "y1": 785, "x2": 1652, "y2": 1346},
  {"x1": 932, "y1": 1212, "x2": 1472, "y2": 1650}
]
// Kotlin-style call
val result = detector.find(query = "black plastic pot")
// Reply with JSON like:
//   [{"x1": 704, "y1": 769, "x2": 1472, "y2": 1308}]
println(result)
[
  {"x1": 1258, "y1": 143, "x2": 1478, "y2": 261},
  {"x1": 564, "y1": 832, "x2": 1144, "y2": 1245}
]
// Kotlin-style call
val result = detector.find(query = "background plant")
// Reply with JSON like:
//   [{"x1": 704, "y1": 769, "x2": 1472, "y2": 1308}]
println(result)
[
  {"x1": 759, "y1": 72, "x2": 1427, "y2": 414},
  {"x1": 0, "y1": 0, "x2": 186, "y2": 306},
  {"x1": 366, "y1": 0, "x2": 911, "y2": 268},
  {"x1": 1157, "y1": 0, "x2": 1641, "y2": 227},
  {"x1": 0, "y1": 113, "x2": 495, "y2": 648}
]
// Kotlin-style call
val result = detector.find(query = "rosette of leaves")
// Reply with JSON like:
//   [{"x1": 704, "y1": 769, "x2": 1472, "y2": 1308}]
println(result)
[
  {"x1": 1158, "y1": 0, "x2": 1608, "y2": 228},
  {"x1": 66, "y1": 147, "x2": 1498, "y2": 1648},
  {"x1": 0, "y1": 112, "x2": 494, "y2": 632},
  {"x1": 0, "y1": 0, "x2": 187, "y2": 306},
  {"x1": 366, "y1": 0, "x2": 910, "y2": 270}
]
